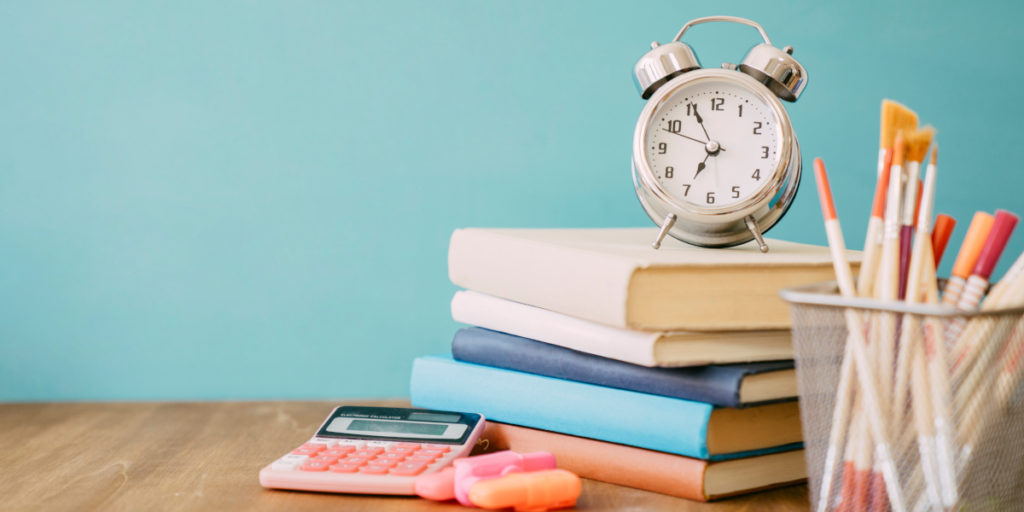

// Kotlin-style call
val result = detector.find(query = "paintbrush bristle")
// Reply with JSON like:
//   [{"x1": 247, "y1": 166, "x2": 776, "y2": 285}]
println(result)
[
  {"x1": 880, "y1": 100, "x2": 918, "y2": 149},
  {"x1": 904, "y1": 126, "x2": 935, "y2": 163},
  {"x1": 892, "y1": 131, "x2": 906, "y2": 166}
]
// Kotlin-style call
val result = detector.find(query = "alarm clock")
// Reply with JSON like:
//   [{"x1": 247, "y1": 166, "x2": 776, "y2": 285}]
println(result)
[{"x1": 632, "y1": 16, "x2": 807, "y2": 252}]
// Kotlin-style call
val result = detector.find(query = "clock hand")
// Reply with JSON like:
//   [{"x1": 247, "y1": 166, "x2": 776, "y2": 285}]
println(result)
[
  {"x1": 660, "y1": 129, "x2": 708, "y2": 146},
  {"x1": 692, "y1": 105, "x2": 726, "y2": 152},
  {"x1": 694, "y1": 153, "x2": 710, "y2": 179},
  {"x1": 692, "y1": 106, "x2": 711, "y2": 141}
]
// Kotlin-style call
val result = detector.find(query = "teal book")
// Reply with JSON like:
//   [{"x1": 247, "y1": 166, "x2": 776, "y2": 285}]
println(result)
[{"x1": 410, "y1": 355, "x2": 802, "y2": 461}]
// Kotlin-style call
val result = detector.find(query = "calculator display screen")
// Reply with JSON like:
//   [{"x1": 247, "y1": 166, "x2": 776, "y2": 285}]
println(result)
[
  {"x1": 346, "y1": 419, "x2": 447, "y2": 435},
  {"x1": 315, "y1": 406, "x2": 482, "y2": 444}
]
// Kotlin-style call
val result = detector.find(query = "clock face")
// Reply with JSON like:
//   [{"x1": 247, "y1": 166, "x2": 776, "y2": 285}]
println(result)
[{"x1": 643, "y1": 76, "x2": 783, "y2": 210}]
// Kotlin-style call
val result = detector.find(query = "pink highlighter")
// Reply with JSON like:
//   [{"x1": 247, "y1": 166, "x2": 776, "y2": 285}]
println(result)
[{"x1": 415, "y1": 450, "x2": 557, "y2": 506}]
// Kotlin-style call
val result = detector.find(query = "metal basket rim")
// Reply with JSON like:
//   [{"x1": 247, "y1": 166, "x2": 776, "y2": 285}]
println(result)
[{"x1": 780, "y1": 280, "x2": 1024, "y2": 317}]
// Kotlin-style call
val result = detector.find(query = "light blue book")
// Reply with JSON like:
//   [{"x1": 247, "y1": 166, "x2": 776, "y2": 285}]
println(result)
[{"x1": 410, "y1": 355, "x2": 802, "y2": 461}]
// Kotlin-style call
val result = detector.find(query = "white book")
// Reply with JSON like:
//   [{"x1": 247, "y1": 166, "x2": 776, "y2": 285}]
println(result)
[
  {"x1": 448, "y1": 227, "x2": 859, "y2": 331},
  {"x1": 451, "y1": 290, "x2": 793, "y2": 367}
]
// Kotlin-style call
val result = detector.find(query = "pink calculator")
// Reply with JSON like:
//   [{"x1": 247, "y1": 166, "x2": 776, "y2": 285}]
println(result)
[{"x1": 259, "y1": 405, "x2": 485, "y2": 495}]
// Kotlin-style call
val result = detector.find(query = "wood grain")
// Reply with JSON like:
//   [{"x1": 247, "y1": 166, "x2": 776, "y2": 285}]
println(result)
[{"x1": 0, "y1": 401, "x2": 809, "y2": 511}]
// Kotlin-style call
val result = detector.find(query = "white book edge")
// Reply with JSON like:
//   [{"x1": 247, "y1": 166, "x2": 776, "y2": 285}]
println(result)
[
  {"x1": 448, "y1": 229, "x2": 638, "y2": 327},
  {"x1": 451, "y1": 290, "x2": 660, "y2": 366}
]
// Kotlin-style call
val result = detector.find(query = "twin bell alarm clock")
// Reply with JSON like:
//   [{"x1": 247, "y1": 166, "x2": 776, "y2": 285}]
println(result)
[{"x1": 631, "y1": 16, "x2": 807, "y2": 252}]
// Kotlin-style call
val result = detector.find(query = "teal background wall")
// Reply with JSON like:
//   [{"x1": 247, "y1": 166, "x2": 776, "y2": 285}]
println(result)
[{"x1": 2, "y1": 1, "x2": 1022, "y2": 400}]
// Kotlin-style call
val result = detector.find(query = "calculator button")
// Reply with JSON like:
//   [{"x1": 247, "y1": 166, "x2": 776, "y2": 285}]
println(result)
[
  {"x1": 394, "y1": 442, "x2": 422, "y2": 450},
  {"x1": 422, "y1": 444, "x2": 451, "y2": 452},
  {"x1": 376, "y1": 452, "x2": 406, "y2": 462},
  {"x1": 342, "y1": 457, "x2": 371, "y2": 466},
  {"x1": 310, "y1": 454, "x2": 341, "y2": 464},
  {"x1": 405, "y1": 454, "x2": 439, "y2": 463},
  {"x1": 330, "y1": 463, "x2": 361, "y2": 473},
  {"x1": 301, "y1": 443, "x2": 329, "y2": 452},
  {"x1": 300, "y1": 461, "x2": 332, "y2": 472},
  {"x1": 324, "y1": 447, "x2": 355, "y2": 457},
  {"x1": 369, "y1": 458, "x2": 399, "y2": 468},
  {"x1": 359, "y1": 465, "x2": 390, "y2": 475},
  {"x1": 334, "y1": 440, "x2": 364, "y2": 449},
  {"x1": 270, "y1": 455, "x2": 308, "y2": 470},
  {"x1": 353, "y1": 448, "x2": 384, "y2": 457},
  {"x1": 365, "y1": 441, "x2": 391, "y2": 448},
  {"x1": 386, "y1": 446, "x2": 418, "y2": 455},
  {"x1": 291, "y1": 448, "x2": 322, "y2": 456},
  {"x1": 417, "y1": 449, "x2": 447, "y2": 458},
  {"x1": 390, "y1": 462, "x2": 428, "y2": 476}
]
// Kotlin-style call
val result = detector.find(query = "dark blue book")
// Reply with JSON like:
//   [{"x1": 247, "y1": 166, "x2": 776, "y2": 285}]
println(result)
[{"x1": 451, "y1": 327, "x2": 796, "y2": 407}]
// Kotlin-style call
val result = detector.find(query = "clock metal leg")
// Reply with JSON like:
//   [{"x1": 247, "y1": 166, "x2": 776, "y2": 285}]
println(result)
[
  {"x1": 744, "y1": 215, "x2": 769, "y2": 253},
  {"x1": 651, "y1": 213, "x2": 677, "y2": 250}
]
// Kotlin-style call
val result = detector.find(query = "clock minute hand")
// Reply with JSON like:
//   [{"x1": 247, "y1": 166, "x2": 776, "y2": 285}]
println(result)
[{"x1": 660, "y1": 129, "x2": 707, "y2": 146}]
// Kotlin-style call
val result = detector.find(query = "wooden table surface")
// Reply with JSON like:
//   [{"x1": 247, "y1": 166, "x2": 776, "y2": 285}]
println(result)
[{"x1": 0, "y1": 400, "x2": 809, "y2": 511}]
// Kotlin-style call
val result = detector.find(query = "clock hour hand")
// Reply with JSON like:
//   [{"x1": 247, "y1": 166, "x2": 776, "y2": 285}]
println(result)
[
  {"x1": 692, "y1": 105, "x2": 711, "y2": 141},
  {"x1": 692, "y1": 105, "x2": 726, "y2": 152},
  {"x1": 694, "y1": 153, "x2": 710, "y2": 179}
]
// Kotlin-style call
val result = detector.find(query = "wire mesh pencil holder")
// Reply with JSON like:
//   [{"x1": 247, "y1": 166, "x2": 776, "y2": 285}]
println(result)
[{"x1": 781, "y1": 282, "x2": 1024, "y2": 512}]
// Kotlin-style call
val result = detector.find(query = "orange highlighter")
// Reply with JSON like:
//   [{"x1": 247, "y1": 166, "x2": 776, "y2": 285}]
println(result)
[{"x1": 468, "y1": 469, "x2": 581, "y2": 512}]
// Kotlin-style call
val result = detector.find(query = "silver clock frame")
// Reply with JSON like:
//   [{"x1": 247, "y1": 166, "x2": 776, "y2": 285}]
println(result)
[{"x1": 632, "y1": 68, "x2": 801, "y2": 251}]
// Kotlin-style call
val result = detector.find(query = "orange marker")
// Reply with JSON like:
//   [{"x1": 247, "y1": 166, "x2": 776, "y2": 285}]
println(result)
[
  {"x1": 468, "y1": 469, "x2": 581, "y2": 511},
  {"x1": 942, "y1": 212, "x2": 995, "y2": 306}
]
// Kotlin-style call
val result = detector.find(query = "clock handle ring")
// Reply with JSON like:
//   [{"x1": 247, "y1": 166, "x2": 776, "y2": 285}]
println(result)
[{"x1": 673, "y1": 16, "x2": 772, "y2": 46}]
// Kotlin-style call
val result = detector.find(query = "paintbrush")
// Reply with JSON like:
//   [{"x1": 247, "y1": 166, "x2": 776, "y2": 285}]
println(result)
[
  {"x1": 898, "y1": 128, "x2": 934, "y2": 300},
  {"x1": 889, "y1": 143, "x2": 945, "y2": 508},
  {"x1": 872, "y1": 131, "x2": 908, "y2": 419},
  {"x1": 814, "y1": 158, "x2": 906, "y2": 512},
  {"x1": 860, "y1": 102, "x2": 918, "y2": 297}
]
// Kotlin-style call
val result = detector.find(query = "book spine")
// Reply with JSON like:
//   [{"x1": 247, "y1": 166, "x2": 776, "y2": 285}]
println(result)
[
  {"x1": 410, "y1": 355, "x2": 715, "y2": 459},
  {"x1": 451, "y1": 290, "x2": 660, "y2": 367},
  {"x1": 448, "y1": 229, "x2": 637, "y2": 328},
  {"x1": 451, "y1": 327, "x2": 744, "y2": 407}
]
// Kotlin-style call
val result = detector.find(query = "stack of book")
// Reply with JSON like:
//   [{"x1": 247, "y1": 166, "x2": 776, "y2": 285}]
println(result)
[{"x1": 410, "y1": 227, "x2": 855, "y2": 501}]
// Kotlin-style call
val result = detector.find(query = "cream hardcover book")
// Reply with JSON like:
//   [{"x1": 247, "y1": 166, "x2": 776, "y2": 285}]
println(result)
[{"x1": 448, "y1": 227, "x2": 860, "y2": 331}]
